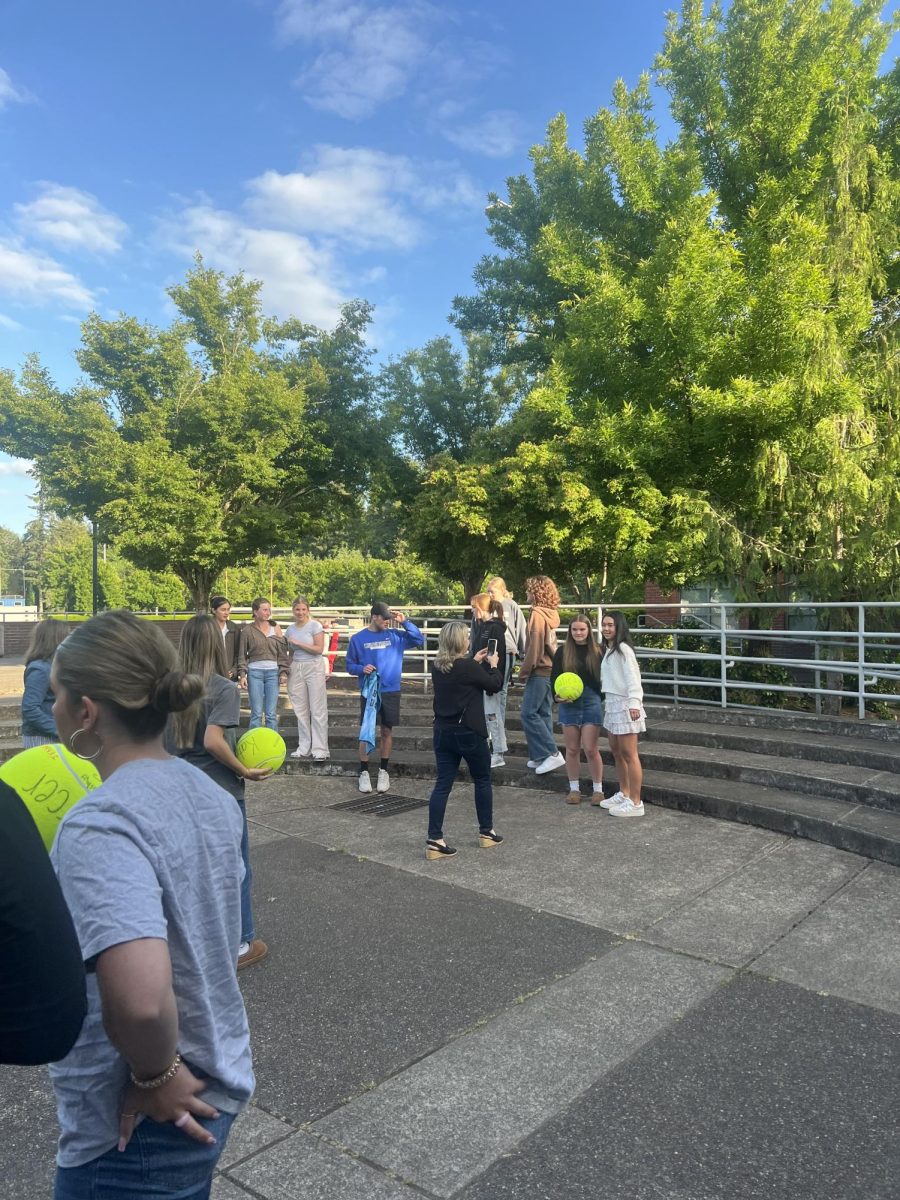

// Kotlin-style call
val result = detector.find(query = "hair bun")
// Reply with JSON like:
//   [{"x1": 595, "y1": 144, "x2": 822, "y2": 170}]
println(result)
[{"x1": 151, "y1": 670, "x2": 204, "y2": 714}]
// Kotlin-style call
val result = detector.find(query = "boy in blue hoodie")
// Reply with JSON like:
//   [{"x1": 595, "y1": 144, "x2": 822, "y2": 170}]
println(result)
[{"x1": 346, "y1": 601, "x2": 424, "y2": 794}]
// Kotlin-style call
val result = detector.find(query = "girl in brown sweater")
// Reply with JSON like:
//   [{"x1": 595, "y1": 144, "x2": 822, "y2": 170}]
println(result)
[{"x1": 518, "y1": 575, "x2": 563, "y2": 774}]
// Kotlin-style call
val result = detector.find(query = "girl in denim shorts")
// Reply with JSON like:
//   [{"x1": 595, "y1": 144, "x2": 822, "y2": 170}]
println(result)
[{"x1": 550, "y1": 615, "x2": 605, "y2": 803}]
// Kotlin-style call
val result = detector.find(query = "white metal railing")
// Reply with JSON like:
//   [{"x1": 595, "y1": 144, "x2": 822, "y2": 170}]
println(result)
[{"x1": 7, "y1": 601, "x2": 900, "y2": 722}]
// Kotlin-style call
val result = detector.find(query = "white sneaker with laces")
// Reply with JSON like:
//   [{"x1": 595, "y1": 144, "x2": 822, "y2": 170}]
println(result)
[
  {"x1": 358, "y1": 772, "x2": 373, "y2": 794},
  {"x1": 598, "y1": 790, "x2": 626, "y2": 810},
  {"x1": 491, "y1": 754, "x2": 506, "y2": 768},
  {"x1": 527, "y1": 759, "x2": 539, "y2": 769},
  {"x1": 290, "y1": 747, "x2": 307, "y2": 759},
  {"x1": 610, "y1": 797, "x2": 645, "y2": 817},
  {"x1": 377, "y1": 768, "x2": 390, "y2": 793},
  {"x1": 535, "y1": 751, "x2": 565, "y2": 775}
]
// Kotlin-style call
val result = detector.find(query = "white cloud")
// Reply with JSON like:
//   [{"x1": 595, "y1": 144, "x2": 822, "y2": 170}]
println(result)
[
  {"x1": 15, "y1": 183, "x2": 127, "y2": 254},
  {"x1": 442, "y1": 109, "x2": 523, "y2": 158},
  {"x1": 0, "y1": 67, "x2": 30, "y2": 110},
  {"x1": 0, "y1": 458, "x2": 32, "y2": 477},
  {"x1": 0, "y1": 313, "x2": 23, "y2": 331},
  {"x1": 164, "y1": 205, "x2": 345, "y2": 326},
  {"x1": 276, "y1": 0, "x2": 432, "y2": 119},
  {"x1": 247, "y1": 145, "x2": 478, "y2": 249},
  {"x1": 0, "y1": 240, "x2": 93, "y2": 309}
]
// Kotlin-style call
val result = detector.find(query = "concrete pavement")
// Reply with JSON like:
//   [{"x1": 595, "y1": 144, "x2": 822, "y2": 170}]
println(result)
[{"x1": 1, "y1": 771, "x2": 898, "y2": 1199}]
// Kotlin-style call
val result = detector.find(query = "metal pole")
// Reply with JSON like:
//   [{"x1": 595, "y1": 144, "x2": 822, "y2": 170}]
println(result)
[
  {"x1": 92, "y1": 520, "x2": 100, "y2": 615},
  {"x1": 814, "y1": 639, "x2": 822, "y2": 717},
  {"x1": 720, "y1": 604, "x2": 727, "y2": 709},
  {"x1": 858, "y1": 604, "x2": 866, "y2": 721},
  {"x1": 673, "y1": 631, "x2": 679, "y2": 708}
]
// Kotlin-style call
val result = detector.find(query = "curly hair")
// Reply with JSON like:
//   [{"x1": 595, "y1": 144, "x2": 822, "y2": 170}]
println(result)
[{"x1": 525, "y1": 575, "x2": 560, "y2": 609}]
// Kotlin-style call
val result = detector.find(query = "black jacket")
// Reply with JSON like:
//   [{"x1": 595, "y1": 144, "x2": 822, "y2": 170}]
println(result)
[
  {"x1": 431, "y1": 657, "x2": 502, "y2": 737},
  {"x1": 470, "y1": 617, "x2": 508, "y2": 681},
  {"x1": 550, "y1": 641, "x2": 603, "y2": 697}
]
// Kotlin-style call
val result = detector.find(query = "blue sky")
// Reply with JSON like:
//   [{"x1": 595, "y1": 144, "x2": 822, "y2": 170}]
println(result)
[{"x1": 0, "y1": 1, "x2": 895, "y2": 534}]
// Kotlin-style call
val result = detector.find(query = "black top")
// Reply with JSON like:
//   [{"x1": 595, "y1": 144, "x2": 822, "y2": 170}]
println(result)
[
  {"x1": 470, "y1": 617, "x2": 508, "y2": 681},
  {"x1": 221, "y1": 620, "x2": 241, "y2": 680},
  {"x1": 550, "y1": 642, "x2": 603, "y2": 697},
  {"x1": 0, "y1": 780, "x2": 86, "y2": 1065},
  {"x1": 431, "y1": 657, "x2": 503, "y2": 737}
]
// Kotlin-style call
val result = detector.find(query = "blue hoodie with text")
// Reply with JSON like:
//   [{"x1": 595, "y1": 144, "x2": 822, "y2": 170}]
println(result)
[{"x1": 346, "y1": 620, "x2": 424, "y2": 694}]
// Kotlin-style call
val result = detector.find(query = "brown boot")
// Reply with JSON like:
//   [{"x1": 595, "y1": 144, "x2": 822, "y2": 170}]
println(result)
[{"x1": 237, "y1": 938, "x2": 268, "y2": 969}]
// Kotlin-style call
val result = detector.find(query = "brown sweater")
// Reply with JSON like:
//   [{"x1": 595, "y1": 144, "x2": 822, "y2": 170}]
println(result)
[
  {"x1": 518, "y1": 606, "x2": 560, "y2": 681},
  {"x1": 238, "y1": 622, "x2": 290, "y2": 672}
]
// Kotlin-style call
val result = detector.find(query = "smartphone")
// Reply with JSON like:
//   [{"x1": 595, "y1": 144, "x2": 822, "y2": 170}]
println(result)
[{"x1": 487, "y1": 639, "x2": 498, "y2": 656}]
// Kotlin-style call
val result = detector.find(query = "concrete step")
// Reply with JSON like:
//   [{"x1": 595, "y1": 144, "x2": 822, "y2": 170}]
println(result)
[{"x1": 287, "y1": 751, "x2": 900, "y2": 868}]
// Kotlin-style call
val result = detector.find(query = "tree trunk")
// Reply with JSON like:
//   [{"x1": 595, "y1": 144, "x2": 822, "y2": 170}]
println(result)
[
  {"x1": 179, "y1": 568, "x2": 216, "y2": 613},
  {"x1": 459, "y1": 566, "x2": 487, "y2": 602}
]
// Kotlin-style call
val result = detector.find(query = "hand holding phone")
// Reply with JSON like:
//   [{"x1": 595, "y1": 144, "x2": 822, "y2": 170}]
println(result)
[{"x1": 487, "y1": 639, "x2": 498, "y2": 656}]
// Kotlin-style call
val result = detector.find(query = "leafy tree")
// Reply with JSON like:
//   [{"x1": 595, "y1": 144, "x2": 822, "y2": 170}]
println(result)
[
  {"x1": 447, "y1": 0, "x2": 899, "y2": 602},
  {"x1": 0, "y1": 261, "x2": 376, "y2": 609},
  {"x1": 0, "y1": 526, "x2": 24, "y2": 598}
]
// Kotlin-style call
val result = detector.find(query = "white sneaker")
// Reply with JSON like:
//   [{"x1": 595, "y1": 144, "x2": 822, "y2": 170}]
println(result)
[
  {"x1": 491, "y1": 754, "x2": 506, "y2": 768},
  {"x1": 377, "y1": 768, "x2": 390, "y2": 793},
  {"x1": 312, "y1": 753, "x2": 330, "y2": 761},
  {"x1": 535, "y1": 751, "x2": 565, "y2": 775},
  {"x1": 610, "y1": 797, "x2": 645, "y2": 817},
  {"x1": 358, "y1": 772, "x2": 373, "y2": 794},
  {"x1": 527, "y1": 759, "x2": 539, "y2": 769},
  {"x1": 598, "y1": 790, "x2": 625, "y2": 810},
  {"x1": 238, "y1": 940, "x2": 250, "y2": 957}
]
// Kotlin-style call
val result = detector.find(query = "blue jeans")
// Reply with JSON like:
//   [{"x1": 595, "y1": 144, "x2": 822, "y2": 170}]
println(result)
[
  {"x1": 54, "y1": 1111, "x2": 235, "y2": 1199},
  {"x1": 428, "y1": 726, "x2": 493, "y2": 839},
  {"x1": 237, "y1": 796, "x2": 255, "y2": 943},
  {"x1": 521, "y1": 675, "x2": 558, "y2": 760},
  {"x1": 247, "y1": 668, "x2": 279, "y2": 729}
]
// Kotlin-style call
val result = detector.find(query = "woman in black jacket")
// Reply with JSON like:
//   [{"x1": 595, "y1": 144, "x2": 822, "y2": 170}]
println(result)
[
  {"x1": 470, "y1": 593, "x2": 509, "y2": 767},
  {"x1": 426, "y1": 620, "x2": 503, "y2": 860}
]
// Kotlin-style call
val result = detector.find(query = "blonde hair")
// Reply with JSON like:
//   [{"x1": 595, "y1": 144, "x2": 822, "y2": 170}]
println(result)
[
  {"x1": 54, "y1": 609, "x2": 203, "y2": 741},
  {"x1": 470, "y1": 593, "x2": 504, "y2": 621},
  {"x1": 172, "y1": 615, "x2": 229, "y2": 748},
  {"x1": 25, "y1": 618, "x2": 69, "y2": 665},
  {"x1": 434, "y1": 620, "x2": 470, "y2": 673},
  {"x1": 487, "y1": 576, "x2": 512, "y2": 599}
]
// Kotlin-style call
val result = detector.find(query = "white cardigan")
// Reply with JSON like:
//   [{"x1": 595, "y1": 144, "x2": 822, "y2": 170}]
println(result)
[{"x1": 600, "y1": 643, "x2": 643, "y2": 706}]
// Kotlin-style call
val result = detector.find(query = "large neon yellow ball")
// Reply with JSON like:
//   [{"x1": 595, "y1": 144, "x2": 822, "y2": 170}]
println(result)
[
  {"x1": 236, "y1": 728, "x2": 286, "y2": 772},
  {"x1": 0, "y1": 743, "x2": 102, "y2": 851},
  {"x1": 555, "y1": 672, "x2": 585, "y2": 702}
]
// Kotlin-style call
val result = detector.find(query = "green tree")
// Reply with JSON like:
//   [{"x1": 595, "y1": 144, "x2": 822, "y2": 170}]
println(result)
[
  {"x1": 0, "y1": 526, "x2": 24, "y2": 598},
  {"x1": 447, "y1": 0, "x2": 899, "y2": 601},
  {"x1": 0, "y1": 261, "x2": 374, "y2": 609}
]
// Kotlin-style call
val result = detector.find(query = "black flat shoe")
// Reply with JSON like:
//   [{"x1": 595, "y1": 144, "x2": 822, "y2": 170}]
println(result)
[
  {"x1": 426, "y1": 839, "x2": 458, "y2": 860},
  {"x1": 478, "y1": 829, "x2": 504, "y2": 848}
]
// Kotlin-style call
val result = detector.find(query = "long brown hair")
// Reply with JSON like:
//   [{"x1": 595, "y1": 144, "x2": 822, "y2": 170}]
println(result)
[
  {"x1": 172, "y1": 615, "x2": 229, "y2": 748},
  {"x1": 25, "y1": 618, "x2": 69, "y2": 665},
  {"x1": 561, "y1": 615, "x2": 602, "y2": 676},
  {"x1": 53, "y1": 610, "x2": 202, "y2": 741}
]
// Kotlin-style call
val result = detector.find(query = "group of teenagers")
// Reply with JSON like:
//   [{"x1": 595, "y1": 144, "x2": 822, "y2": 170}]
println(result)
[{"x1": 3, "y1": 576, "x2": 646, "y2": 1199}]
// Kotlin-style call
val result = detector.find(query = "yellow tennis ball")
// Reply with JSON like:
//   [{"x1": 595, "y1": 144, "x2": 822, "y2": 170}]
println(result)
[
  {"x1": 236, "y1": 728, "x2": 286, "y2": 772},
  {"x1": 555, "y1": 672, "x2": 584, "y2": 702},
  {"x1": 0, "y1": 743, "x2": 102, "y2": 851}
]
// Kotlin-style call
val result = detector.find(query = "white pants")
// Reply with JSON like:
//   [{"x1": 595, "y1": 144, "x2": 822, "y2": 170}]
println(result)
[{"x1": 287, "y1": 658, "x2": 329, "y2": 756}]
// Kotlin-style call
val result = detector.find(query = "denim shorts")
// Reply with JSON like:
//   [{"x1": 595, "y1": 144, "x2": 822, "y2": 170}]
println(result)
[{"x1": 558, "y1": 689, "x2": 603, "y2": 727}]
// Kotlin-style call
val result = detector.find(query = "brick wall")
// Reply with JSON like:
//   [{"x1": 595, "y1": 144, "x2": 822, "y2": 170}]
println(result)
[{"x1": 643, "y1": 582, "x2": 682, "y2": 626}]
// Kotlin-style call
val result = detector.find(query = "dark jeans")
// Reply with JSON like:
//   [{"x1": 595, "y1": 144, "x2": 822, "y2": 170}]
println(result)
[
  {"x1": 428, "y1": 726, "x2": 493, "y2": 840},
  {"x1": 54, "y1": 1111, "x2": 235, "y2": 1199}
]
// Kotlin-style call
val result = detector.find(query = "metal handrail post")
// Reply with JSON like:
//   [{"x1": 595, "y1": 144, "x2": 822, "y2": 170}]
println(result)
[
  {"x1": 858, "y1": 604, "x2": 866, "y2": 721},
  {"x1": 673, "y1": 630, "x2": 679, "y2": 708},
  {"x1": 720, "y1": 605, "x2": 728, "y2": 708}
]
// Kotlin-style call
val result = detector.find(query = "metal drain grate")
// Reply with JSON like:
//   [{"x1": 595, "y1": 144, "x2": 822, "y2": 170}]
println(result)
[{"x1": 330, "y1": 794, "x2": 429, "y2": 818}]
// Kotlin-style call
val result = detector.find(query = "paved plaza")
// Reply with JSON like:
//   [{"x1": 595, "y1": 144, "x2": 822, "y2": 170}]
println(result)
[{"x1": 2, "y1": 771, "x2": 898, "y2": 1199}]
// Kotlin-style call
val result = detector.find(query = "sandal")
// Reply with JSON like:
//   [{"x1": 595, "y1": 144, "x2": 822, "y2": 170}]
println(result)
[
  {"x1": 478, "y1": 829, "x2": 504, "y2": 848},
  {"x1": 426, "y1": 839, "x2": 458, "y2": 860}
]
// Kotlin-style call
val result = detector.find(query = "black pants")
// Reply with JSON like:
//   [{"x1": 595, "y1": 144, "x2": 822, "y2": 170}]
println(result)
[{"x1": 427, "y1": 726, "x2": 493, "y2": 840}]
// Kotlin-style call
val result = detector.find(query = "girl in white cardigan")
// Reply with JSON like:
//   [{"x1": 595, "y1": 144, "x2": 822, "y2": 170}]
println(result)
[{"x1": 599, "y1": 611, "x2": 646, "y2": 817}]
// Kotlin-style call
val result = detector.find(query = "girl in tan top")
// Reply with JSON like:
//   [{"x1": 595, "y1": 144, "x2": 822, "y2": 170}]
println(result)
[
  {"x1": 237, "y1": 598, "x2": 289, "y2": 730},
  {"x1": 518, "y1": 575, "x2": 563, "y2": 774}
]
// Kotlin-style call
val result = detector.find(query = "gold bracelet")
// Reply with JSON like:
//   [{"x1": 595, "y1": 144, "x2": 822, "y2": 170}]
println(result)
[{"x1": 130, "y1": 1053, "x2": 182, "y2": 1090}]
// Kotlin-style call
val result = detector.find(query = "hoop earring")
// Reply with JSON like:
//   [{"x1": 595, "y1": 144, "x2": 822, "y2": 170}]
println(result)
[{"x1": 69, "y1": 728, "x2": 103, "y2": 762}]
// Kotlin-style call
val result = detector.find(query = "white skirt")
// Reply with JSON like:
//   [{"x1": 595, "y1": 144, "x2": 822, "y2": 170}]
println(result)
[{"x1": 603, "y1": 695, "x2": 646, "y2": 735}]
